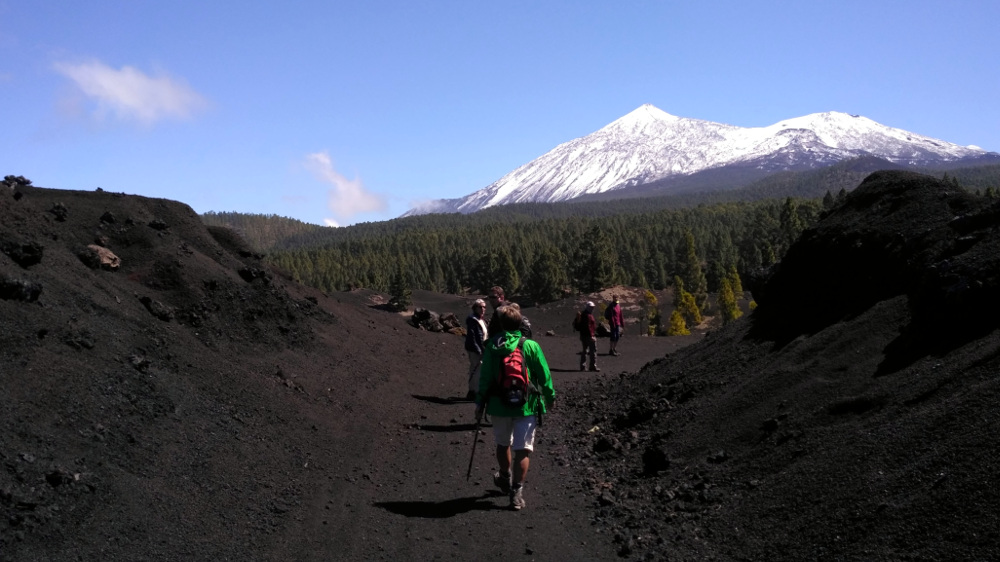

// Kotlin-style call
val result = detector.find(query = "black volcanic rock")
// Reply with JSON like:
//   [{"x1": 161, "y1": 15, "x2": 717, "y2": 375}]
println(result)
[
  {"x1": 0, "y1": 275, "x2": 42, "y2": 302},
  {"x1": 0, "y1": 235, "x2": 44, "y2": 268},
  {"x1": 749, "y1": 170, "x2": 998, "y2": 363},
  {"x1": 552, "y1": 170, "x2": 1000, "y2": 561}
]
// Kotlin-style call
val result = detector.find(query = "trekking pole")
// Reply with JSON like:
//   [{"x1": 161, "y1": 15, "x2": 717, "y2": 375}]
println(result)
[{"x1": 466, "y1": 418, "x2": 481, "y2": 480}]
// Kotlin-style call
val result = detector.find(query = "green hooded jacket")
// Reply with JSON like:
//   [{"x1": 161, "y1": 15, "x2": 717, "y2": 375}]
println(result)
[{"x1": 477, "y1": 331, "x2": 556, "y2": 417}]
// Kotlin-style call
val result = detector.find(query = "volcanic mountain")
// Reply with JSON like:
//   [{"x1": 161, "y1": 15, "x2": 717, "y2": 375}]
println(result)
[{"x1": 407, "y1": 104, "x2": 996, "y2": 215}]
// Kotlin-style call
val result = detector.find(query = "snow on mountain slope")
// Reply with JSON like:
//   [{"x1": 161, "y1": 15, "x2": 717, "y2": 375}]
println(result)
[{"x1": 406, "y1": 104, "x2": 992, "y2": 215}]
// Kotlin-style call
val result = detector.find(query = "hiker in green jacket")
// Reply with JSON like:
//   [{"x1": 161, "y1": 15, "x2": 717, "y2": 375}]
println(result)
[{"x1": 475, "y1": 303, "x2": 555, "y2": 511}]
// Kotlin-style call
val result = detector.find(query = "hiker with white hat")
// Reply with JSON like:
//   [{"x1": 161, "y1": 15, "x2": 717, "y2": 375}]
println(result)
[{"x1": 464, "y1": 298, "x2": 488, "y2": 400}]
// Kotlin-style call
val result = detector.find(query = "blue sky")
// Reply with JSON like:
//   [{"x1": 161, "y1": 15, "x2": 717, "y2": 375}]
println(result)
[{"x1": 3, "y1": 1, "x2": 998, "y2": 226}]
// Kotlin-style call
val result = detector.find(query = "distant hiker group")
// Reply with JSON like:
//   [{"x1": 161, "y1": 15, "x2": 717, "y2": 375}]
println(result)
[{"x1": 572, "y1": 293, "x2": 625, "y2": 371}]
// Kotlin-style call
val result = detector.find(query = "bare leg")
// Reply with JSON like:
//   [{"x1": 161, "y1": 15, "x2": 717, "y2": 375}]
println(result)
[
  {"x1": 496, "y1": 445, "x2": 511, "y2": 474},
  {"x1": 512, "y1": 450, "x2": 530, "y2": 486}
]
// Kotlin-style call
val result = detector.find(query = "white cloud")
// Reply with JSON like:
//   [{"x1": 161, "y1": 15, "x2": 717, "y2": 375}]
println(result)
[
  {"x1": 53, "y1": 60, "x2": 207, "y2": 125},
  {"x1": 304, "y1": 151, "x2": 387, "y2": 224}
]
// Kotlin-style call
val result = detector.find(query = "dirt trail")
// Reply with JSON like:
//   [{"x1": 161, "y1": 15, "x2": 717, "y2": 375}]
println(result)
[{"x1": 294, "y1": 291, "x2": 686, "y2": 561}]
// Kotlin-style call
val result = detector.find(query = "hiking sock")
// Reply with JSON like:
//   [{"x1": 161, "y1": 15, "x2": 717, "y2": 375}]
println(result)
[
  {"x1": 494, "y1": 471, "x2": 512, "y2": 494},
  {"x1": 510, "y1": 483, "x2": 525, "y2": 510}
]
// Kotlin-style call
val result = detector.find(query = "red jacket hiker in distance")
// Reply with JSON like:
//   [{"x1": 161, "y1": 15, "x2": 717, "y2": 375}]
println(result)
[{"x1": 578, "y1": 303, "x2": 598, "y2": 371}]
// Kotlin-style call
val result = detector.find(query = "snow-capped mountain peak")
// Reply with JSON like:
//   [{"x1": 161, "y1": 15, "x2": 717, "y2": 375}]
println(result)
[
  {"x1": 405, "y1": 105, "x2": 994, "y2": 216},
  {"x1": 609, "y1": 103, "x2": 681, "y2": 129}
]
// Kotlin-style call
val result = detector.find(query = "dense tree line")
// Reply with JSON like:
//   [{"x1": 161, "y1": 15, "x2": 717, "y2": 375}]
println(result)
[{"x1": 260, "y1": 197, "x2": 822, "y2": 302}]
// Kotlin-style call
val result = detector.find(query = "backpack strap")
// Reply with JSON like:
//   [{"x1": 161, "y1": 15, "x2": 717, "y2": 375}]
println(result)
[{"x1": 516, "y1": 337, "x2": 544, "y2": 399}]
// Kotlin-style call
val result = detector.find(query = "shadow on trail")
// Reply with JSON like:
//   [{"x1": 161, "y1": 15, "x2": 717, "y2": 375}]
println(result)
[
  {"x1": 411, "y1": 394, "x2": 470, "y2": 405},
  {"x1": 374, "y1": 492, "x2": 506, "y2": 518},
  {"x1": 414, "y1": 423, "x2": 483, "y2": 432}
]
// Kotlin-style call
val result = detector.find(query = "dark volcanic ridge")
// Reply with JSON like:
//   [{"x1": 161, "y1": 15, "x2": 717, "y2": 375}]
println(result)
[
  {"x1": 552, "y1": 171, "x2": 1000, "y2": 560},
  {"x1": 0, "y1": 184, "x2": 482, "y2": 560},
  {"x1": 2, "y1": 171, "x2": 999, "y2": 561}
]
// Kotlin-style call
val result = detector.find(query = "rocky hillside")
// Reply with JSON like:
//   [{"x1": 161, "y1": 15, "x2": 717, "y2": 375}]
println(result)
[
  {"x1": 0, "y1": 184, "x2": 486, "y2": 560},
  {"x1": 551, "y1": 171, "x2": 1000, "y2": 560}
]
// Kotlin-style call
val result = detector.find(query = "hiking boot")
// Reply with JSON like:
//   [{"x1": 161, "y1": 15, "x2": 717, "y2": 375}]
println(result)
[
  {"x1": 579, "y1": 364, "x2": 586, "y2": 371},
  {"x1": 493, "y1": 471, "x2": 511, "y2": 495},
  {"x1": 510, "y1": 484, "x2": 526, "y2": 510},
  {"x1": 589, "y1": 366, "x2": 600, "y2": 372}
]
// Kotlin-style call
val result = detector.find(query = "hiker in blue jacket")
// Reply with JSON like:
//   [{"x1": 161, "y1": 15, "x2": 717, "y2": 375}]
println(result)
[{"x1": 475, "y1": 303, "x2": 555, "y2": 510}]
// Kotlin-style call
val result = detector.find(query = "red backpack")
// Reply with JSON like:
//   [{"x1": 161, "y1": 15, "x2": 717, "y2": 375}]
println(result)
[{"x1": 497, "y1": 337, "x2": 531, "y2": 407}]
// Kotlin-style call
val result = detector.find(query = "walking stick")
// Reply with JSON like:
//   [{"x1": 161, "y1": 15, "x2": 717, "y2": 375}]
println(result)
[{"x1": 466, "y1": 417, "x2": 481, "y2": 480}]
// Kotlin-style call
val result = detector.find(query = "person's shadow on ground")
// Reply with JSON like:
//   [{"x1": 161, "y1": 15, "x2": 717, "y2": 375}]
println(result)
[
  {"x1": 414, "y1": 423, "x2": 481, "y2": 432},
  {"x1": 411, "y1": 394, "x2": 470, "y2": 405},
  {"x1": 374, "y1": 492, "x2": 507, "y2": 517}
]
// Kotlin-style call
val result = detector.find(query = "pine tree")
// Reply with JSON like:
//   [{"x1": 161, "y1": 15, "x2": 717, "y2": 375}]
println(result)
[
  {"x1": 680, "y1": 291, "x2": 701, "y2": 327},
  {"x1": 675, "y1": 231, "x2": 708, "y2": 311},
  {"x1": 706, "y1": 260, "x2": 725, "y2": 293},
  {"x1": 761, "y1": 241, "x2": 777, "y2": 267},
  {"x1": 718, "y1": 277, "x2": 742, "y2": 324},
  {"x1": 524, "y1": 245, "x2": 568, "y2": 304},
  {"x1": 641, "y1": 289, "x2": 660, "y2": 336},
  {"x1": 573, "y1": 225, "x2": 617, "y2": 293},
  {"x1": 726, "y1": 264, "x2": 743, "y2": 296},
  {"x1": 779, "y1": 197, "x2": 805, "y2": 250},
  {"x1": 496, "y1": 247, "x2": 521, "y2": 295},
  {"x1": 665, "y1": 309, "x2": 690, "y2": 336},
  {"x1": 822, "y1": 190, "x2": 835, "y2": 210},
  {"x1": 672, "y1": 275, "x2": 702, "y2": 328},
  {"x1": 387, "y1": 262, "x2": 412, "y2": 312},
  {"x1": 469, "y1": 253, "x2": 497, "y2": 295}
]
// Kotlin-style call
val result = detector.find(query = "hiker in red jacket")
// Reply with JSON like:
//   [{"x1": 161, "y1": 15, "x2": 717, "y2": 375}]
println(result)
[
  {"x1": 604, "y1": 294, "x2": 624, "y2": 356},
  {"x1": 578, "y1": 301, "x2": 599, "y2": 372}
]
